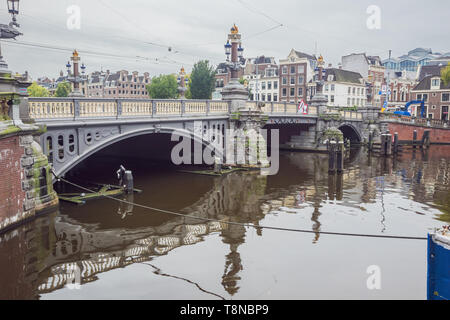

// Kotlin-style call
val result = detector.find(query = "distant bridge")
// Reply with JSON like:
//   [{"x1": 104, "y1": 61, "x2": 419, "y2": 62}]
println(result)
[{"x1": 27, "y1": 97, "x2": 365, "y2": 177}]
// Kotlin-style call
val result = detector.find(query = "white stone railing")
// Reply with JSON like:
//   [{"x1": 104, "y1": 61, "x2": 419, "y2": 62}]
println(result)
[
  {"x1": 28, "y1": 100, "x2": 74, "y2": 119},
  {"x1": 28, "y1": 98, "x2": 366, "y2": 121},
  {"x1": 27, "y1": 98, "x2": 231, "y2": 120}
]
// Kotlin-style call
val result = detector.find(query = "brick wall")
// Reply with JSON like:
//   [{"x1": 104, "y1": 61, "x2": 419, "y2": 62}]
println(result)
[
  {"x1": 387, "y1": 122, "x2": 450, "y2": 143},
  {"x1": 0, "y1": 135, "x2": 27, "y2": 228}
]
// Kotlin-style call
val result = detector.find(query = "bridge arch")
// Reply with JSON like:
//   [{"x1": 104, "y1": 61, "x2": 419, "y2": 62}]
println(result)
[
  {"x1": 338, "y1": 123, "x2": 362, "y2": 143},
  {"x1": 52, "y1": 126, "x2": 223, "y2": 178}
]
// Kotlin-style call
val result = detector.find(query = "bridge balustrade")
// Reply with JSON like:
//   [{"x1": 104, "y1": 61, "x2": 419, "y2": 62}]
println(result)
[
  {"x1": 122, "y1": 101, "x2": 152, "y2": 116},
  {"x1": 80, "y1": 100, "x2": 117, "y2": 117},
  {"x1": 29, "y1": 98, "x2": 372, "y2": 120},
  {"x1": 29, "y1": 100, "x2": 74, "y2": 119}
]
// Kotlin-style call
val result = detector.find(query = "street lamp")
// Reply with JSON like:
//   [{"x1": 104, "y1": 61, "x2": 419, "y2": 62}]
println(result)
[
  {"x1": 224, "y1": 24, "x2": 245, "y2": 81},
  {"x1": 177, "y1": 66, "x2": 187, "y2": 99},
  {"x1": 224, "y1": 41, "x2": 232, "y2": 61},
  {"x1": 7, "y1": 0, "x2": 19, "y2": 26},
  {"x1": 66, "y1": 50, "x2": 87, "y2": 97},
  {"x1": 237, "y1": 43, "x2": 244, "y2": 59}
]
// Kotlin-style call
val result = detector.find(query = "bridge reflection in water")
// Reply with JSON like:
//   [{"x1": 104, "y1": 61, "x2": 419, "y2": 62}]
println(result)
[{"x1": 0, "y1": 147, "x2": 449, "y2": 299}]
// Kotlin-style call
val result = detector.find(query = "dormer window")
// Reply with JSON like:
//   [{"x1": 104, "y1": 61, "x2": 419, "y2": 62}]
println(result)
[{"x1": 431, "y1": 77, "x2": 440, "y2": 89}]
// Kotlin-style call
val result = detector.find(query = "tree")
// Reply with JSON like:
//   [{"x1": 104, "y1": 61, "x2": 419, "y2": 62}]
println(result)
[
  {"x1": 27, "y1": 82, "x2": 49, "y2": 97},
  {"x1": 55, "y1": 81, "x2": 72, "y2": 97},
  {"x1": 441, "y1": 63, "x2": 450, "y2": 86},
  {"x1": 189, "y1": 60, "x2": 216, "y2": 99},
  {"x1": 146, "y1": 74, "x2": 178, "y2": 99}
]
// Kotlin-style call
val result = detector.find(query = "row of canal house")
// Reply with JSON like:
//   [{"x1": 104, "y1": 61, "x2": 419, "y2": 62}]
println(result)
[{"x1": 214, "y1": 48, "x2": 450, "y2": 120}]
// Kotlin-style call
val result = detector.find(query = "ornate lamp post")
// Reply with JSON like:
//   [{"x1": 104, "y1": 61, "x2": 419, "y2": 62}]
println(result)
[
  {"x1": 177, "y1": 66, "x2": 188, "y2": 99},
  {"x1": 221, "y1": 24, "x2": 249, "y2": 112},
  {"x1": 310, "y1": 54, "x2": 328, "y2": 115},
  {"x1": 314, "y1": 55, "x2": 326, "y2": 94},
  {"x1": 66, "y1": 50, "x2": 87, "y2": 97}
]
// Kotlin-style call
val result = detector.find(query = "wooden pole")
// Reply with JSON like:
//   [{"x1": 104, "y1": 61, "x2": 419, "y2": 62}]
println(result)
[{"x1": 328, "y1": 141, "x2": 336, "y2": 174}]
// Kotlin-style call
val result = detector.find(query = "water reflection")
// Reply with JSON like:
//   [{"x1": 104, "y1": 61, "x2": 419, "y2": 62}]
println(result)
[{"x1": 0, "y1": 146, "x2": 449, "y2": 299}]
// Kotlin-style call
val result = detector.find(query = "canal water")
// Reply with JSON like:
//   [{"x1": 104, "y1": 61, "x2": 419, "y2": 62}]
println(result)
[{"x1": 0, "y1": 146, "x2": 449, "y2": 300}]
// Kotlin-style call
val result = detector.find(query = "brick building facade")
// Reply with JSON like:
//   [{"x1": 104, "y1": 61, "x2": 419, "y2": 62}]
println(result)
[
  {"x1": 411, "y1": 72, "x2": 450, "y2": 120},
  {"x1": 279, "y1": 50, "x2": 316, "y2": 104},
  {"x1": 87, "y1": 70, "x2": 151, "y2": 99}
]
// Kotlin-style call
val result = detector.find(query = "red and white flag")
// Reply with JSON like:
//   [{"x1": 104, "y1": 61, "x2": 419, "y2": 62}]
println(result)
[{"x1": 298, "y1": 99, "x2": 308, "y2": 114}]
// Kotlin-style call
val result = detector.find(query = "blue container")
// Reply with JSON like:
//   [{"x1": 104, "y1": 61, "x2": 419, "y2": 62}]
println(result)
[{"x1": 427, "y1": 233, "x2": 450, "y2": 300}]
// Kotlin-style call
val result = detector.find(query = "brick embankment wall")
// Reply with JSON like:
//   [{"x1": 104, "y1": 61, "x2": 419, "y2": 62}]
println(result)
[
  {"x1": 387, "y1": 123, "x2": 450, "y2": 144},
  {"x1": 0, "y1": 130, "x2": 58, "y2": 232}
]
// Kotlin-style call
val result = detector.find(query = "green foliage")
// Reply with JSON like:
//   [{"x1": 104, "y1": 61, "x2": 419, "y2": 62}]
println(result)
[
  {"x1": 441, "y1": 63, "x2": 450, "y2": 86},
  {"x1": 189, "y1": 60, "x2": 216, "y2": 99},
  {"x1": 55, "y1": 81, "x2": 72, "y2": 97},
  {"x1": 146, "y1": 74, "x2": 178, "y2": 99},
  {"x1": 27, "y1": 82, "x2": 50, "y2": 97}
]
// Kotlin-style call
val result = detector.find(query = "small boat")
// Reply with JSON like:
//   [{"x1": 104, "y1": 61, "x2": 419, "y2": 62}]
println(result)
[
  {"x1": 58, "y1": 166, "x2": 141, "y2": 205},
  {"x1": 58, "y1": 183, "x2": 142, "y2": 205}
]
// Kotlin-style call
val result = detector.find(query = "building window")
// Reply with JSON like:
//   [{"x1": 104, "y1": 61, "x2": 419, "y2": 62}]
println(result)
[
  {"x1": 325, "y1": 85, "x2": 329, "y2": 92},
  {"x1": 432, "y1": 79, "x2": 440, "y2": 87},
  {"x1": 262, "y1": 94, "x2": 266, "y2": 101},
  {"x1": 282, "y1": 77, "x2": 287, "y2": 85},
  {"x1": 347, "y1": 98, "x2": 351, "y2": 106},
  {"x1": 274, "y1": 94, "x2": 278, "y2": 102},
  {"x1": 290, "y1": 66, "x2": 295, "y2": 74},
  {"x1": 348, "y1": 87, "x2": 351, "y2": 94},
  {"x1": 274, "y1": 81, "x2": 278, "y2": 89},
  {"x1": 298, "y1": 87, "x2": 303, "y2": 96},
  {"x1": 298, "y1": 76, "x2": 304, "y2": 85},
  {"x1": 268, "y1": 81, "x2": 272, "y2": 90},
  {"x1": 268, "y1": 94, "x2": 272, "y2": 102},
  {"x1": 423, "y1": 94, "x2": 428, "y2": 102},
  {"x1": 290, "y1": 77, "x2": 295, "y2": 85},
  {"x1": 331, "y1": 84, "x2": 335, "y2": 91},
  {"x1": 282, "y1": 66, "x2": 287, "y2": 74},
  {"x1": 282, "y1": 88, "x2": 287, "y2": 97},
  {"x1": 290, "y1": 88, "x2": 295, "y2": 96},
  {"x1": 298, "y1": 65, "x2": 305, "y2": 73},
  {"x1": 442, "y1": 93, "x2": 450, "y2": 102},
  {"x1": 432, "y1": 105, "x2": 436, "y2": 110},
  {"x1": 352, "y1": 87, "x2": 356, "y2": 94},
  {"x1": 331, "y1": 95, "x2": 335, "y2": 103},
  {"x1": 262, "y1": 82, "x2": 266, "y2": 90}
]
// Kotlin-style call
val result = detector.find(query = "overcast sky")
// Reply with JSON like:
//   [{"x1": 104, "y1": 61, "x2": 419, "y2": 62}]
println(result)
[{"x1": 2, "y1": 0, "x2": 449, "y2": 80}]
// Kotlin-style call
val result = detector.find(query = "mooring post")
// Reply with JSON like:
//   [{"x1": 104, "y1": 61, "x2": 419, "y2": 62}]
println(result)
[
  {"x1": 380, "y1": 134, "x2": 386, "y2": 155},
  {"x1": 386, "y1": 133, "x2": 392, "y2": 156},
  {"x1": 214, "y1": 156, "x2": 222, "y2": 174},
  {"x1": 336, "y1": 141, "x2": 344, "y2": 173},
  {"x1": 422, "y1": 130, "x2": 431, "y2": 149},
  {"x1": 394, "y1": 132, "x2": 399, "y2": 154},
  {"x1": 328, "y1": 141, "x2": 337, "y2": 174},
  {"x1": 413, "y1": 130, "x2": 418, "y2": 149}
]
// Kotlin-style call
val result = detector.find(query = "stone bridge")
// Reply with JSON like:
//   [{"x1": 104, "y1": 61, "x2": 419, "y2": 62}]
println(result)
[{"x1": 27, "y1": 97, "x2": 371, "y2": 177}]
